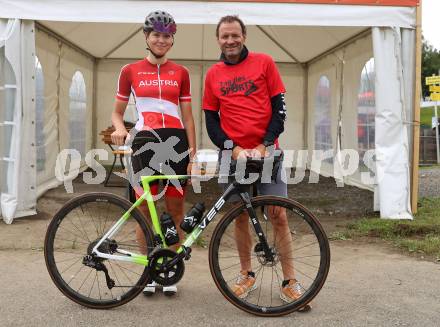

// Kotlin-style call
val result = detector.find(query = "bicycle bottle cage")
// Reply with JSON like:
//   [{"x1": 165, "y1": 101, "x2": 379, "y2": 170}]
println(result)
[{"x1": 229, "y1": 150, "x2": 284, "y2": 184}]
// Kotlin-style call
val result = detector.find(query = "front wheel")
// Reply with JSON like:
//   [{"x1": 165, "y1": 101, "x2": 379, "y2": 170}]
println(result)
[
  {"x1": 44, "y1": 192, "x2": 154, "y2": 309},
  {"x1": 209, "y1": 196, "x2": 330, "y2": 316}
]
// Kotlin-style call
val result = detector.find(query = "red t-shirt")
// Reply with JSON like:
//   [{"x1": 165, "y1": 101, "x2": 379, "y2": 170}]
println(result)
[
  {"x1": 202, "y1": 52, "x2": 285, "y2": 149},
  {"x1": 116, "y1": 59, "x2": 191, "y2": 130}
]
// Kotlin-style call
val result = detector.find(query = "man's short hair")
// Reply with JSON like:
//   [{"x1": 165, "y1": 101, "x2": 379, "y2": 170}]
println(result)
[{"x1": 216, "y1": 15, "x2": 247, "y2": 38}]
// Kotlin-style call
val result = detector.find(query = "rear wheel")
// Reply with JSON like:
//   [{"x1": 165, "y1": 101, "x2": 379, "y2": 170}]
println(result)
[
  {"x1": 44, "y1": 192, "x2": 154, "y2": 309},
  {"x1": 209, "y1": 196, "x2": 330, "y2": 316}
]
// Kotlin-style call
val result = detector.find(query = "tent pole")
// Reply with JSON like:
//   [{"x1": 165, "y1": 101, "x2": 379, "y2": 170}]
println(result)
[
  {"x1": 198, "y1": 24, "x2": 206, "y2": 149},
  {"x1": 92, "y1": 58, "x2": 98, "y2": 149},
  {"x1": 102, "y1": 27, "x2": 143, "y2": 59},
  {"x1": 35, "y1": 22, "x2": 95, "y2": 60},
  {"x1": 307, "y1": 28, "x2": 371, "y2": 66},
  {"x1": 303, "y1": 65, "x2": 308, "y2": 151},
  {"x1": 411, "y1": 3, "x2": 422, "y2": 214}
]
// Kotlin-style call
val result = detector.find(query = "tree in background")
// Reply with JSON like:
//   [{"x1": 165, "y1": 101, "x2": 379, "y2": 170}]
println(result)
[{"x1": 422, "y1": 36, "x2": 440, "y2": 99}]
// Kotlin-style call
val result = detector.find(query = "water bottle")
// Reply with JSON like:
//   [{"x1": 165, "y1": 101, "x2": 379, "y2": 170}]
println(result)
[
  {"x1": 160, "y1": 212, "x2": 179, "y2": 246},
  {"x1": 180, "y1": 202, "x2": 205, "y2": 233}
]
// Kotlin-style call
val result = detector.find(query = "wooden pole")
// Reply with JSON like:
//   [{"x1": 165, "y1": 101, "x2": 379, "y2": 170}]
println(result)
[{"x1": 411, "y1": 2, "x2": 422, "y2": 214}]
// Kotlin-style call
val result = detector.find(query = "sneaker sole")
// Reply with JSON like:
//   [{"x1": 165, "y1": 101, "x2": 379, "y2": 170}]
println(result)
[
  {"x1": 143, "y1": 286, "x2": 156, "y2": 297},
  {"x1": 163, "y1": 290, "x2": 177, "y2": 297},
  {"x1": 143, "y1": 289, "x2": 155, "y2": 297},
  {"x1": 279, "y1": 293, "x2": 312, "y2": 312},
  {"x1": 237, "y1": 284, "x2": 258, "y2": 299}
]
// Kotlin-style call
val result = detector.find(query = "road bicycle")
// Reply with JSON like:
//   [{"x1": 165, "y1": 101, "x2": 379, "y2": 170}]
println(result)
[{"x1": 44, "y1": 152, "x2": 330, "y2": 317}]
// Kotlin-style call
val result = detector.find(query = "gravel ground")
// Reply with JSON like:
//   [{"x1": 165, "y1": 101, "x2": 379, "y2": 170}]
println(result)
[
  {"x1": 0, "y1": 168, "x2": 439, "y2": 326},
  {"x1": 418, "y1": 167, "x2": 440, "y2": 198}
]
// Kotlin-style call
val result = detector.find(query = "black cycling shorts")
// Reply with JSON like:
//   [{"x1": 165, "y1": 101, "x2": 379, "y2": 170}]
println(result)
[{"x1": 130, "y1": 128, "x2": 189, "y2": 197}]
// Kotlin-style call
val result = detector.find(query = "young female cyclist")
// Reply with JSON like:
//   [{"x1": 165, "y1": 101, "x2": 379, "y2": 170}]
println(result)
[{"x1": 110, "y1": 11, "x2": 196, "y2": 297}]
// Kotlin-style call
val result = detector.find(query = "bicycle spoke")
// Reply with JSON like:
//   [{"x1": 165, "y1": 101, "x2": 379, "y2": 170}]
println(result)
[
  {"x1": 270, "y1": 264, "x2": 274, "y2": 307},
  {"x1": 55, "y1": 237, "x2": 89, "y2": 246},
  {"x1": 283, "y1": 257, "x2": 319, "y2": 270},
  {"x1": 281, "y1": 260, "x2": 316, "y2": 282},
  {"x1": 256, "y1": 265, "x2": 265, "y2": 306},
  {"x1": 67, "y1": 263, "x2": 86, "y2": 285},
  {"x1": 84, "y1": 203, "x2": 101, "y2": 239},
  {"x1": 107, "y1": 262, "x2": 124, "y2": 294},
  {"x1": 55, "y1": 256, "x2": 84, "y2": 264},
  {"x1": 73, "y1": 207, "x2": 93, "y2": 243},
  {"x1": 114, "y1": 263, "x2": 142, "y2": 277},
  {"x1": 77, "y1": 268, "x2": 94, "y2": 293},
  {"x1": 113, "y1": 261, "x2": 136, "y2": 289},
  {"x1": 101, "y1": 202, "x2": 112, "y2": 236},
  {"x1": 88, "y1": 272, "x2": 97, "y2": 298},
  {"x1": 58, "y1": 225, "x2": 89, "y2": 244},
  {"x1": 60, "y1": 256, "x2": 83, "y2": 274},
  {"x1": 96, "y1": 271, "x2": 102, "y2": 300}
]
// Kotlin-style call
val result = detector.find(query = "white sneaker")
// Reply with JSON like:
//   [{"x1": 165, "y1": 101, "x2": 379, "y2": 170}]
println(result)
[
  {"x1": 143, "y1": 281, "x2": 157, "y2": 297},
  {"x1": 163, "y1": 284, "x2": 177, "y2": 297}
]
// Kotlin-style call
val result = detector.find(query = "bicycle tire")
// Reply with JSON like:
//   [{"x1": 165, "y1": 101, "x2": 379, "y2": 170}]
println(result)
[
  {"x1": 209, "y1": 195, "x2": 330, "y2": 317},
  {"x1": 44, "y1": 192, "x2": 154, "y2": 309}
]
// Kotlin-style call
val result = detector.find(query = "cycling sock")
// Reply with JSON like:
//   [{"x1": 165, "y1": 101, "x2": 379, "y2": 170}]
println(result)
[
  {"x1": 247, "y1": 271, "x2": 255, "y2": 277},
  {"x1": 282, "y1": 279, "x2": 296, "y2": 288}
]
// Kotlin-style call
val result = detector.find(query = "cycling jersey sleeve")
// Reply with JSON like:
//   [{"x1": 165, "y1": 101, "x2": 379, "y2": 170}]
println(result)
[
  {"x1": 202, "y1": 69, "x2": 220, "y2": 111},
  {"x1": 116, "y1": 64, "x2": 131, "y2": 102},
  {"x1": 265, "y1": 56, "x2": 286, "y2": 98},
  {"x1": 179, "y1": 66, "x2": 192, "y2": 103},
  {"x1": 264, "y1": 93, "x2": 287, "y2": 144},
  {"x1": 204, "y1": 110, "x2": 235, "y2": 150}
]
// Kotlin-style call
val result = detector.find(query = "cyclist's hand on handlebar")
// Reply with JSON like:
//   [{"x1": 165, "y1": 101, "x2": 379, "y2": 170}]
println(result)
[
  {"x1": 249, "y1": 144, "x2": 268, "y2": 158},
  {"x1": 232, "y1": 146, "x2": 247, "y2": 160},
  {"x1": 111, "y1": 128, "x2": 128, "y2": 146}
]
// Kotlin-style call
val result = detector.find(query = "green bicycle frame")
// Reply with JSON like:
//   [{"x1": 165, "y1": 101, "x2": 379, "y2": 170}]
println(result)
[{"x1": 91, "y1": 174, "x2": 218, "y2": 266}]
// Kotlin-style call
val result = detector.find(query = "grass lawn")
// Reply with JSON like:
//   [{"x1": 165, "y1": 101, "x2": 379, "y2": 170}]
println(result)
[
  {"x1": 331, "y1": 197, "x2": 440, "y2": 259},
  {"x1": 421, "y1": 106, "x2": 438, "y2": 127}
]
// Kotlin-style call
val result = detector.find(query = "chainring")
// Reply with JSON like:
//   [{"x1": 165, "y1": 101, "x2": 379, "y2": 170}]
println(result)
[{"x1": 148, "y1": 248, "x2": 185, "y2": 286}]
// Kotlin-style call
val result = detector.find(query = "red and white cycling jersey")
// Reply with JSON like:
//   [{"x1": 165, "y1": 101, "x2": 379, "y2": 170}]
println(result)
[{"x1": 116, "y1": 59, "x2": 191, "y2": 130}]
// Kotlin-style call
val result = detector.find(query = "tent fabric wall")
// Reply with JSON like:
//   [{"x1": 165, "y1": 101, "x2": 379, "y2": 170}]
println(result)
[
  {"x1": 372, "y1": 27, "x2": 412, "y2": 219},
  {"x1": 307, "y1": 54, "x2": 339, "y2": 178},
  {"x1": 34, "y1": 28, "x2": 94, "y2": 199},
  {"x1": 340, "y1": 34, "x2": 374, "y2": 190},
  {"x1": 59, "y1": 43, "x2": 94, "y2": 155},
  {"x1": 0, "y1": 19, "x2": 36, "y2": 223},
  {"x1": 35, "y1": 30, "x2": 60, "y2": 193}
]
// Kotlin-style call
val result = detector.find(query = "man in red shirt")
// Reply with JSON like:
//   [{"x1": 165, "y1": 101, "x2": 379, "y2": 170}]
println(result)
[{"x1": 203, "y1": 15, "x2": 310, "y2": 311}]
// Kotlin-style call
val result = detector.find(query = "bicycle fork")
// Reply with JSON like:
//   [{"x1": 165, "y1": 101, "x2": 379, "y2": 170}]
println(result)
[{"x1": 239, "y1": 192, "x2": 274, "y2": 262}]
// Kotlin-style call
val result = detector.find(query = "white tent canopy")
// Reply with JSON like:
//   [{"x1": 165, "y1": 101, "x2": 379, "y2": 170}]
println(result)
[{"x1": 0, "y1": 0, "x2": 420, "y2": 223}]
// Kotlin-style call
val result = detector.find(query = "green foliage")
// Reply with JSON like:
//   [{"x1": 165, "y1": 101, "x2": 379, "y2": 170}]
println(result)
[
  {"x1": 420, "y1": 107, "x2": 434, "y2": 127},
  {"x1": 422, "y1": 37, "x2": 440, "y2": 98}
]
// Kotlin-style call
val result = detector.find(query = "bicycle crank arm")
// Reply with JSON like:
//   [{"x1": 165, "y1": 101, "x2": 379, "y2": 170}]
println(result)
[{"x1": 165, "y1": 250, "x2": 187, "y2": 269}]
